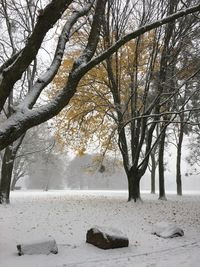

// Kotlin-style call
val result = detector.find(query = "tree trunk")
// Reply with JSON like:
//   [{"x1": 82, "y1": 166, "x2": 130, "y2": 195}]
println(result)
[
  {"x1": 10, "y1": 173, "x2": 21, "y2": 191},
  {"x1": 10, "y1": 176, "x2": 17, "y2": 191},
  {"x1": 127, "y1": 168, "x2": 141, "y2": 202},
  {"x1": 176, "y1": 121, "x2": 184, "y2": 196},
  {"x1": 0, "y1": 146, "x2": 15, "y2": 204},
  {"x1": 0, "y1": 135, "x2": 24, "y2": 204},
  {"x1": 150, "y1": 152, "x2": 156, "y2": 194},
  {"x1": 158, "y1": 128, "x2": 167, "y2": 200}
]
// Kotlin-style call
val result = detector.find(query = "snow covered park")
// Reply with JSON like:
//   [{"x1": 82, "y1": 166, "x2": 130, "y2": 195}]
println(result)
[
  {"x1": 1, "y1": 190, "x2": 200, "y2": 267},
  {"x1": 1, "y1": 1, "x2": 200, "y2": 266}
]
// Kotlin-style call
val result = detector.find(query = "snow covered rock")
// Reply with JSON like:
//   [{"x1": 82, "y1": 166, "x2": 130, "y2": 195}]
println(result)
[
  {"x1": 17, "y1": 237, "x2": 58, "y2": 256},
  {"x1": 152, "y1": 221, "x2": 184, "y2": 238},
  {"x1": 86, "y1": 226, "x2": 129, "y2": 249}
]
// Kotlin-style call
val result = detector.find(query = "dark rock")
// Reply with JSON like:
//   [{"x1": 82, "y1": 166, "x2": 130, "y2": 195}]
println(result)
[
  {"x1": 152, "y1": 221, "x2": 184, "y2": 238},
  {"x1": 86, "y1": 226, "x2": 129, "y2": 249}
]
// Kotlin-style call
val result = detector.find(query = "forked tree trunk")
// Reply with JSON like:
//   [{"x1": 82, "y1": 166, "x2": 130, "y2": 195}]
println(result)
[
  {"x1": 10, "y1": 176, "x2": 17, "y2": 191},
  {"x1": 0, "y1": 146, "x2": 15, "y2": 204},
  {"x1": 10, "y1": 178, "x2": 18, "y2": 191},
  {"x1": 10, "y1": 173, "x2": 21, "y2": 191},
  {"x1": 158, "y1": 129, "x2": 167, "y2": 200},
  {"x1": 127, "y1": 169, "x2": 141, "y2": 202}
]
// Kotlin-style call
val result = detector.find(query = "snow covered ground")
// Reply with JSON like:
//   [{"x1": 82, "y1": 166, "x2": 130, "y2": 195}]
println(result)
[{"x1": 0, "y1": 190, "x2": 200, "y2": 267}]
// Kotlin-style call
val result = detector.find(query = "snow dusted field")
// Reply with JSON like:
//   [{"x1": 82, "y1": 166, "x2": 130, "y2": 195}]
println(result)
[{"x1": 0, "y1": 190, "x2": 200, "y2": 267}]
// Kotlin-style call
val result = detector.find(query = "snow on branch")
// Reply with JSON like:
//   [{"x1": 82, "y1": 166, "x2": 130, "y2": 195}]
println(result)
[
  {"x1": 20, "y1": 1, "x2": 95, "y2": 109},
  {"x1": 73, "y1": 0, "x2": 107, "y2": 70},
  {"x1": 0, "y1": 0, "x2": 73, "y2": 112},
  {"x1": 83, "y1": 3, "x2": 200, "y2": 73},
  {"x1": 0, "y1": 1, "x2": 200, "y2": 151}
]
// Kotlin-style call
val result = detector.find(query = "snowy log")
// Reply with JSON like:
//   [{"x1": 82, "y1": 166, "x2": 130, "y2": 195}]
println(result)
[
  {"x1": 152, "y1": 221, "x2": 184, "y2": 238},
  {"x1": 86, "y1": 226, "x2": 129, "y2": 249},
  {"x1": 17, "y1": 237, "x2": 58, "y2": 256}
]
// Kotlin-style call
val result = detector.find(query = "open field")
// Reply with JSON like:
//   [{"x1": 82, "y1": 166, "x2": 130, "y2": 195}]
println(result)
[{"x1": 0, "y1": 190, "x2": 200, "y2": 266}]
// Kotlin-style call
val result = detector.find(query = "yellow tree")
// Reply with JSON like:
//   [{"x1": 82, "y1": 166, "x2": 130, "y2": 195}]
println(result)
[
  {"x1": 52, "y1": 21, "x2": 161, "y2": 201},
  {"x1": 49, "y1": 1, "x2": 200, "y2": 195},
  {"x1": 52, "y1": 50, "x2": 116, "y2": 157},
  {"x1": 0, "y1": 0, "x2": 199, "y2": 204}
]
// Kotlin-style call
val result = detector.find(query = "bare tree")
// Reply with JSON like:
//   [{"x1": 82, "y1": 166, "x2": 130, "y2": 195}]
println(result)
[
  {"x1": 0, "y1": 1, "x2": 199, "y2": 148},
  {"x1": 0, "y1": 0, "x2": 40, "y2": 203},
  {"x1": 0, "y1": 0, "x2": 199, "y2": 203}
]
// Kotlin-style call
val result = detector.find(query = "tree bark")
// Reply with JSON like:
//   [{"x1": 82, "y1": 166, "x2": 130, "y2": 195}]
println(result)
[
  {"x1": 158, "y1": 127, "x2": 167, "y2": 200},
  {"x1": 0, "y1": 146, "x2": 14, "y2": 204},
  {"x1": 10, "y1": 171, "x2": 23, "y2": 191},
  {"x1": 176, "y1": 119, "x2": 184, "y2": 196},
  {"x1": 127, "y1": 168, "x2": 141, "y2": 202},
  {"x1": 150, "y1": 152, "x2": 156, "y2": 194},
  {"x1": 0, "y1": 135, "x2": 25, "y2": 204},
  {"x1": 10, "y1": 175, "x2": 17, "y2": 191}
]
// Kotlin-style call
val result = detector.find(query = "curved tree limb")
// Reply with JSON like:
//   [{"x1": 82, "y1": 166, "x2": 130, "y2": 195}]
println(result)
[
  {"x1": 0, "y1": 2, "x2": 199, "y2": 150},
  {"x1": 0, "y1": 0, "x2": 73, "y2": 112}
]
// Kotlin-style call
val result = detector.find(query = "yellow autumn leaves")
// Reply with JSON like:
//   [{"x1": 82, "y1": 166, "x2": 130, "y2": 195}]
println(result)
[{"x1": 50, "y1": 31, "x2": 159, "y2": 155}]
